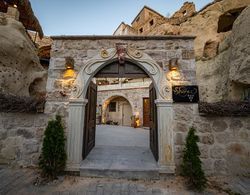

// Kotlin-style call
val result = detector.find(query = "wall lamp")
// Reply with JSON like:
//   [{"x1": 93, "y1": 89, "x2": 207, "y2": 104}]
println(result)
[
  {"x1": 63, "y1": 57, "x2": 75, "y2": 79},
  {"x1": 168, "y1": 58, "x2": 179, "y2": 71},
  {"x1": 65, "y1": 57, "x2": 74, "y2": 70}
]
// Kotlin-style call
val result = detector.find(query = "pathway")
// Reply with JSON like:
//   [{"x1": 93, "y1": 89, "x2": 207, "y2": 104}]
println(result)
[
  {"x1": 80, "y1": 125, "x2": 158, "y2": 179},
  {"x1": 0, "y1": 166, "x2": 230, "y2": 195}
]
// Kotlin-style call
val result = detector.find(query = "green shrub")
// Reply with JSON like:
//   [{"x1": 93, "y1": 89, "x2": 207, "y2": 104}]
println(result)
[
  {"x1": 181, "y1": 127, "x2": 207, "y2": 191},
  {"x1": 39, "y1": 115, "x2": 67, "y2": 180}
]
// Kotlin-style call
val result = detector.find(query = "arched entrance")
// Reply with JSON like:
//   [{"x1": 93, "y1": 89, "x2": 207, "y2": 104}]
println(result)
[{"x1": 67, "y1": 46, "x2": 175, "y2": 173}]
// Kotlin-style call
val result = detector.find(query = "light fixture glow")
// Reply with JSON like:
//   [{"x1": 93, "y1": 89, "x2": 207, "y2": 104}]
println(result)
[{"x1": 168, "y1": 58, "x2": 179, "y2": 71}]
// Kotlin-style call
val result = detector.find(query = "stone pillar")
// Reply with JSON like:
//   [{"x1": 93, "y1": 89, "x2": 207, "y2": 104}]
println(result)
[
  {"x1": 155, "y1": 99, "x2": 175, "y2": 173},
  {"x1": 7, "y1": 6, "x2": 19, "y2": 20},
  {"x1": 66, "y1": 98, "x2": 88, "y2": 171}
]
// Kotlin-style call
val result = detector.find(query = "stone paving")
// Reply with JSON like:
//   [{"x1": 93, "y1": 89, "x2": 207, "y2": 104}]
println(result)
[
  {"x1": 81, "y1": 125, "x2": 158, "y2": 179},
  {"x1": 95, "y1": 125, "x2": 149, "y2": 147},
  {"x1": 0, "y1": 166, "x2": 239, "y2": 195}
]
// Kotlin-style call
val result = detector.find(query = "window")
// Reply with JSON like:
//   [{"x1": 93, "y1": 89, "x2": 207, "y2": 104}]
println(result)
[
  {"x1": 149, "y1": 19, "x2": 154, "y2": 26},
  {"x1": 183, "y1": 10, "x2": 187, "y2": 16},
  {"x1": 109, "y1": 102, "x2": 116, "y2": 112},
  {"x1": 136, "y1": 17, "x2": 140, "y2": 22},
  {"x1": 243, "y1": 87, "x2": 250, "y2": 101},
  {"x1": 139, "y1": 27, "x2": 143, "y2": 33}
]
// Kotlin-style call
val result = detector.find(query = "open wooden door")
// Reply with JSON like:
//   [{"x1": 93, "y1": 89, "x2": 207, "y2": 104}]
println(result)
[
  {"x1": 143, "y1": 98, "x2": 150, "y2": 127},
  {"x1": 149, "y1": 83, "x2": 159, "y2": 161},
  {"x1": 82, "y1": 81, "x2": 97, "y2": 160}
]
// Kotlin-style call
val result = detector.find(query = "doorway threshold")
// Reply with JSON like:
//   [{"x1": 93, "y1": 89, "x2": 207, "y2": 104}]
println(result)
[{"x1": 80, "y1": 145, "x2": 160, "y2": 180}]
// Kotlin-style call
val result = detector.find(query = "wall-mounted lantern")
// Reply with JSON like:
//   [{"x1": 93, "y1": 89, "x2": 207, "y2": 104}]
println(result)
[
  {"x1": 63, "y1": 57, "x2": 75, "y2": 79},
  {"x1": 168, "y1": 58, "x2": 179, "y2": 71},
  {"x1": 65, "y1": 57, "x2": 74, "y2": 70}
]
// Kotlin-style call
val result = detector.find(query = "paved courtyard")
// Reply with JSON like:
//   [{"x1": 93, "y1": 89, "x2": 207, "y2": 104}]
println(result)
[
  {"x1": 95, "y1": 125, "x2": 149, "y2": 147},
  {"x1": 81, "y1": 125, "x2": 158, "y2": 179},
  {"x1": 0, "y1": 166, "x2": 240, "y2": 195}
]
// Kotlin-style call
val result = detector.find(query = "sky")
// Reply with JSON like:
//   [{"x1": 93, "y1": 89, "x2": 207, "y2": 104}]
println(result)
[{"x1": 29, "y1": 0, "x2": 212, "y2": 36}]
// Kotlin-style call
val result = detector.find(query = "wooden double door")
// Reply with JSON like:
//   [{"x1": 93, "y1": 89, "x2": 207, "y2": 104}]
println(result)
[
  {"x1": 82, "y1": 81, "x2": 159, "y2": 161},
  {"x1": 82, "y1": 81, "x2": 97, "y2": 159},
  {"x1": 149, "y1": 83, "x2": 159, "y2": 161}
]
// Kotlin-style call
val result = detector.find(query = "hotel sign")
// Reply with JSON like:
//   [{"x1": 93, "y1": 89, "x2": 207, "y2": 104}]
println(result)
[{"x1": 172, "y1": 85, "x2": 199, "y2": 103}]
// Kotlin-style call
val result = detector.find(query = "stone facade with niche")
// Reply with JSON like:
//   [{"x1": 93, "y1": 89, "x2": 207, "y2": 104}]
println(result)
[{"x1": 47, "y1": 35, "x2": 196, "y2": 173}]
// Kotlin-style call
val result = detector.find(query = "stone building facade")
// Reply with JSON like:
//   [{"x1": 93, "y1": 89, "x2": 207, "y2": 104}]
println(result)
[
  {"x1": 1, "y1": 34, "x2": 249, "y2": 176},
  {"x1": 45, "y1": 36, "x2": 195, "y2": 174},
  {"x1": 0, "y1": 0, "x2": 249, "y2": 178}
]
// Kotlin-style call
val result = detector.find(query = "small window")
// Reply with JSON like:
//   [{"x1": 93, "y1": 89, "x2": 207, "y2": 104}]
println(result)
[
  {"x1": 183, "y1": 10, "x2": 187, "y2": 16},
  {"x1": 149, "y1": 19, "x2": 154, "y2": 26},
  {"x1": 139, "y1": 28, "x2": 143, "y2": 33},
  {"x1": 109, "y1": 102, "x2": 116, "y2": 112},
  {"x1": 243, "y1": 88, "x2": 250, "y2": 101}
]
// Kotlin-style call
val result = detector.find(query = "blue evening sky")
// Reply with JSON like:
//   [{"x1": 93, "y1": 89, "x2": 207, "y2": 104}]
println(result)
[{"x1": 29, "y1": 0, "x2": 212, "y2": 36}]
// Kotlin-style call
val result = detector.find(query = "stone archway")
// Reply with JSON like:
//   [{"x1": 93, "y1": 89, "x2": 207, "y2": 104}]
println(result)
[
  {"x1": 101, "y1": 95, "x2": 133, "y2": 126},
  {"x1": 66, "y1": 46, "x2": 175, "y2": 173},
  {"x1": 101, "y1": 93, "x2": 135, "y2": 115},
  {"x1": 101, "y1": 94, "x2": 135, "y2": 125}
]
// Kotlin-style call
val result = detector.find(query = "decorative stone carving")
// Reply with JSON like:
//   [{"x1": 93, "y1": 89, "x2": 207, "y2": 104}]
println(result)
[
  {"x1": 71, "y1": 47, "x2": 171, "y2": 100},
  {"x1": 127, "y1": 45, "x2": 143, "y2": 59},
  {"x1": 100, "y1": 49, "x2": 110, "y2": 59}
]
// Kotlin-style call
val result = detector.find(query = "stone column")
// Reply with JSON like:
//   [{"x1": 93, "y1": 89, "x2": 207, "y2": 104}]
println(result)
[
  {"x1": 66, "y1": 98, "x2": 88, "y2": 171},
  {"x1": 155, "y1": 99, "x2": 175, "y2": 173}
]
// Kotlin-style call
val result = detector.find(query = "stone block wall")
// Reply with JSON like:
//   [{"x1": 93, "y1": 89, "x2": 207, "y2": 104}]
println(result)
[
  {"x1": 47, "y1": 36, "x2": 196, "y2": 126},
  {"x1": 0, "y1": 113, "x2": 49, "y2": 167},
  {"x1": 173, "y1": 104, "x2": 250, "y2": 176}
]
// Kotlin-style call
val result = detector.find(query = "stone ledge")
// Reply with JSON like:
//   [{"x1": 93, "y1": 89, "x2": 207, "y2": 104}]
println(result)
[
  {"x1": 199, "y1": 101, "x2": 250, "y2": 116},
  {"x1": 51, "y1": 35, "x2": 196, "y2": 40}
]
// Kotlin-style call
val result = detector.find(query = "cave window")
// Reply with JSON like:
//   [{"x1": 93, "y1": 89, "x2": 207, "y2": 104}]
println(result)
[
  {"x1": 149, "y1": 19, "x2": 154, "y2": 26},
  {"x1": 217, "y1": 7, "x2": 245, "y2": 33},
  {"x1": 109, "y1": 102, "x2": 116, "y2": 112},
  {"x1": 183, "y1": 10, "x2": 187, "y2": 16},
  {"x1": 139, "y1": 27, "x2": 143, "y2": 33},
  {"x1": 243, "y1": 87, "x2": 250, "y2": 101}
]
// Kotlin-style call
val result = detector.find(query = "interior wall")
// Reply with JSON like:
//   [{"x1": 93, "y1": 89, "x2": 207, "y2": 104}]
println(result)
[{"x1": 104, "y1": 96, "x2": 133, "y2": 126}]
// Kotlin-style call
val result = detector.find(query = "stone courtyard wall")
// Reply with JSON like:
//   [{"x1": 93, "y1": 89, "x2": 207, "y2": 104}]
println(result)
[
  {"x1": 0, "y1": 113, "x2": 49, "y2": 167},
  {"x1": 173, "y1": 104, "x2": 250, "y2": 176}
]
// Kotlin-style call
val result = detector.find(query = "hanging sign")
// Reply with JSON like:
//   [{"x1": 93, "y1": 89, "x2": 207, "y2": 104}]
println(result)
[{"x1": 172, "y1": 85, "x2": 199, "y2": 103}]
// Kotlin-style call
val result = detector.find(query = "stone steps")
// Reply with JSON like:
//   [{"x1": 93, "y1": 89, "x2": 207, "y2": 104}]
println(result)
[
  {"x1": 80, "y1": 168, "x2": 160, "y2": 180},
  {"x1": 79, "y1": 144, "x2": 161, "y2": 180}
]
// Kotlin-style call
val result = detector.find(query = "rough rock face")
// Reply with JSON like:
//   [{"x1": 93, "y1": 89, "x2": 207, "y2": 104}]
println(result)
[
  {"x1": 229, "y1": 6, "x2": 250, "y2": 85},
  {"x1": 170, "y1": 2, "x2": 196, "y2": 25},
  {"x1": 196, "y1": 5, "x2": 250, "y2": 102},
  {"x1": 179, "y1": 0, "x2": 249, "y2": 59},
  {"x1": 0, "y1": 14, "x2": 46, "y2": 97},
  {"x1": 171, "y1": 0, "x2": 250, "y2": 102}
]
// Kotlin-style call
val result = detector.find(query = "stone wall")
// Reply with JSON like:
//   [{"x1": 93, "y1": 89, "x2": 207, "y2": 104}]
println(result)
[
  {"x1": 47, "y1": 37, "x2": 196, "y2": 101},
  {"x1": 173, "y1": 104, "x2": 250, "y2": 176},
  {"x1": 0, "y1": 113, "x2": 49, "y2": 167}
]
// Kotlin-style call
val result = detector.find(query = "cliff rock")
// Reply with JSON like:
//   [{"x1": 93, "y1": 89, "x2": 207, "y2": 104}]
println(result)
[{"x1": 0, "y1": 14, "x2": 46, "y2": 97}]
